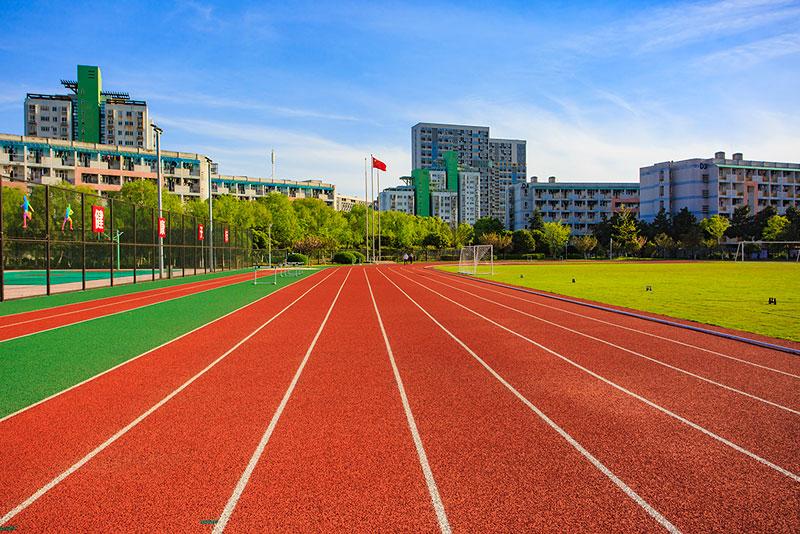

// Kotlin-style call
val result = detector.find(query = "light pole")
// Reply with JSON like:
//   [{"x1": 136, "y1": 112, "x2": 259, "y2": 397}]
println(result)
[
  {"x1": 152, "y1": 122, "x2": 164, "y2": 277},
  {"x1": 207, "y1": 158, "x2": 214, "y2": 271}
]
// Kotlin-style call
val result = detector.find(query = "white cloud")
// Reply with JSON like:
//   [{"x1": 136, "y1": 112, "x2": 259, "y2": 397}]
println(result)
[{"x1": 696, "y1": 32, "x2": 800, "y2": 67}]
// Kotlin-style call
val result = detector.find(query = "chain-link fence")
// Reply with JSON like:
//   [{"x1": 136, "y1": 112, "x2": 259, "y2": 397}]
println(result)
[{"x1": 1, "y1": 179, "x2": 251, "y2": 300}]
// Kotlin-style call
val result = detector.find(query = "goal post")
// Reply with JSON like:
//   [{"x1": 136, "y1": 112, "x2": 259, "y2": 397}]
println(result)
[
  {"x1": 458, "y1": 245, "x2": 494, "y2": 275},
  {"x1": 735, "y1": 241, "x2": 800, "y2": 262}
]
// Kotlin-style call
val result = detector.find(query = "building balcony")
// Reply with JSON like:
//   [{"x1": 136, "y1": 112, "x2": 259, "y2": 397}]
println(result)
[{"x1": 88, "y1": 160, "x2": 109, "y2": 170}]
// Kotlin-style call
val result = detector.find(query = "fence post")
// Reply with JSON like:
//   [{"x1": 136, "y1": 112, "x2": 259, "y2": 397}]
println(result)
[
  {"x1": 45, "y1": 185, "x2": 51, "y2": 295},
  {"x1": 168, "y1": 210, "x2": 172, "y2": 279},
  {"x1": 0, "y1": 174, "x2": 4, "y2": 302},
  {"x1": 133, "y1": 204, "x2": 137, "y2": 285},
  {"x1": 81, "y1": 192, "x2": 86, "y2": 291},
  {"x1": 109, "y1": 198, "x2": 114, "y2": 287}
]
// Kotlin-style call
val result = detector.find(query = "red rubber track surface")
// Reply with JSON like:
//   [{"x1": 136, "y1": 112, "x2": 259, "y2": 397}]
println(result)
[
  {"x1": 426, "y1": 268, "x2": 800, "y2": 406},
  {"x1": 383, "y1": 266, "x2": 799, "y2": 532},
  {"x1": 1, "y1": 264, "x2": 797, "y2": 532},
  {"x1": 2, "y1": 269, "x2": 344, "y2": 531},
  {"x1": 0, "y1": 270, "x2": 268, "y2": 342},
  {"x1": 0, "y1": 269, "x2": 330, "y2": 516},
  {"x1": 223, "y1": 269, "x2": 439, "y2": 531}
]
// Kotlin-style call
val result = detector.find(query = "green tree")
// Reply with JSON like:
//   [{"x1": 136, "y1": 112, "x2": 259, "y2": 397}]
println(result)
[
  {"x1": 115, "y1": 179, "x2": 183, "y2": 214},
  {"x1": 700, "y1": 214, "x2": 731, "y2": 246},
  {"x1": 726, "y1": 205, "x2": 752, "y2": 240},
  {"x1": 611, "y1": 209, "x2": 640, "y2": 256},
  {"x1": 473, "y1": 216, "x2": 504, "y2": 242},
  {"x1": 571, "y1": 234, "x2": 598, "y2": 258},
  {"x1": 453, "y1": 223, "x2": 475, "y2": 249},
  {"x1": 511, "y1": 229, "x2": 536, "y2": 254},
  {"x1": 479, "y1": 231, "x2": 512, "y2": 253},
  {"x1": 763, "y1": 215, "x2": 790, "y2": 241},
  {"x1": 527, "y1": 209, "x2": 544, "y2": 231},
  {"x1": 653, "y1": 232, "x2": 676, "y2": 258},
  {"x1": 541, "y1": 221, "x2": 571, "y2": 258}
]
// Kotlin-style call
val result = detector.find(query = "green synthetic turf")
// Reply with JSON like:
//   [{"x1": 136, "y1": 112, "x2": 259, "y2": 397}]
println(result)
[
  {"x1": 0, "y1": 269, "x2": 250, "y2": 316},
  {"x1": 439, "y1": 262, "x2": 800, "y2": 342},
  {"x1": 0, "y1": 268, "x2": 319, "y2": 418},
  {"x1": 3, "y1": 269, "x2": 160, "y2": 285}
]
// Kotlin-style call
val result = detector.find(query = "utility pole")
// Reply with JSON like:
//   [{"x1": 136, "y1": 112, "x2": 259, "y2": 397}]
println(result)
[
  {"x1": 152, "y1": 123, "x2": 164, "y2": 277},
  {"x1": 268, "y1": 223, "x2": 272, "y2": 266}
]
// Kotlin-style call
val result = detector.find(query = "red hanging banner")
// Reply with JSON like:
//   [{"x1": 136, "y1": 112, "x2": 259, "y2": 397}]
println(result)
[
  {"x1": 157, "y1": 217, "x2": 167, "y2": 238},
  {"x1": 223, "y1": 228, "x2": 230, "y2": 243},
  {"x1": 91, "y1": 205, "x2": 105, "y2": 233},
  {"x1": 197, "y1": 223, "x2": 205, "y2": 241}
]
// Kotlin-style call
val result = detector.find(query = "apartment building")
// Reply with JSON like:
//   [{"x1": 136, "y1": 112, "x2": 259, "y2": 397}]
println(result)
[
  {"x1": 334, "y1": 193, "x2": 368, "y2": 212},
  {"x1": 507, "y1": 177, "x2": 640, "y2": 235},
  {"x1": 24, "y1": 65, "x2": 153, "y2": 149},
  {"x1": 212, "y1": 176, "x2": 334, "y2": 207},
  {"x1": 0, "y1": 134, "x2": 338, "y2": 206},
  {"x1": 378, "y1": 186, "x2": 415, "y2": 214},
  {"x1": 0, "y1": 134, "x2": 207, "y2": 201},
  {"x1": 640, "y1": 151, "x2": 800, "y2": 221}
]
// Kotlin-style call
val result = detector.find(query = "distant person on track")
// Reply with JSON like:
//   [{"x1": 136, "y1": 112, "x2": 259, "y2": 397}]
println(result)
[
  {"x1": 61, "y1": 203, "x2": 74, "y2": 231},
  {"x1": 403, "y1": 252, "x2": 409, "y2": 264},
  {"x1": 409, "y1": 252, "x2": 414, "y2": 264},
  {"x1": 21, "y1": 195, "x2": 34, "y2": 229}
]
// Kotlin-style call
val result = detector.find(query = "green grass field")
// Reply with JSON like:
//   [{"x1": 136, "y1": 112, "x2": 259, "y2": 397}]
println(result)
[{"x1": 440, "y1": 262, "x2": 800, "y2": 342}]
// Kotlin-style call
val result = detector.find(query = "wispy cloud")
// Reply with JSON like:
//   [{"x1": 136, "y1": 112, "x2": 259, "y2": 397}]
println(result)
[
  {"x1": 696, "y1": 31, "x2": 800, "y2": 67},
  {"x1": 157, "y1": 116, "x2": 408, "y2": 196},
  {"x1": 569, "y1": 0, "x2": 800, "y2": 55}
]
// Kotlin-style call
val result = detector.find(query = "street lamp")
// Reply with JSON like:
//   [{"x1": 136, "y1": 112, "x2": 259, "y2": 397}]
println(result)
[
  {"x1": 151, "y1": 122, "x2": 164, "y2": 277},
  {"x1": 268, "y1": 223, "x2": 273, "y2": 267}
]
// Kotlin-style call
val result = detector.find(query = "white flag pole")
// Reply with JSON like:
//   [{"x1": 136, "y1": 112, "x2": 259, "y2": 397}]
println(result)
[{"x1": 364, "y1": 157, "x2": 369, "y2": 263}]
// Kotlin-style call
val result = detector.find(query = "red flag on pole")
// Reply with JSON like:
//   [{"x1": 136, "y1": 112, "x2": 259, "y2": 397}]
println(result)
[{"x1": 371, "y1": 156, "x2": 387, "y2": 171}]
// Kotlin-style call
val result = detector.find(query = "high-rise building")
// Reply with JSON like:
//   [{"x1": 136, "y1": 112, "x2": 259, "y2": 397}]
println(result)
[
  {"x1": 24, "y1": 65, "x2": 152, "y2": 149},
  {"x1": 378, "y1": 185, "x2": 415, "y2": 214},
  {"x1": 411, "y1": 122, "x2": 526, "y2": 222},
  {"x1": 639, "y1": 151, "x2": 800, "y2": 222},
  {"x1": 506, "y1": 177, "x2": 639, "y2": 235},
  {"x1": 489, "y1": 138, "x2": 526, "y2": 221}
]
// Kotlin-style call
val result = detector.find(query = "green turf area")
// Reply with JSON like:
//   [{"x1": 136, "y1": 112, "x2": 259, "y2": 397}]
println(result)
[
  {"x1": 0, "y1": 268, "x2": 249, "y2": 316},
  {"x1": 0, "y1": 268, "x2": 320, "y2": 418},
  {"x1": 3, "y1": 269, "x2": 160, "y2": 285},
  {"x1": 439, "y1": 262, "x2": 800, "y2": 342}
]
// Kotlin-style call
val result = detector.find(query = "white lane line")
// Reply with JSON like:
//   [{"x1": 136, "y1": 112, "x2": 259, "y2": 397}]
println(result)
[
  {"x1": 0, "y1": 269, "x2": 338, "y2": 527},
  {"x1": 0, "y1": 270, "x2": 273, "y2": 345},
  {"x1": 0, "y1": 270, "x2": 251, "y2": 326},
  {"x1": 364, "y1": 269, "x2": 451, "y2": 534},
  {"x1": 413, "y1": 271, "x2": 798, "y2": 415},
  {"x1": 212, "y1": 268, "x2": 351, "y2": 533},
  {"x1": 392, "y1": 269, "x2": 800, "y2": 483},
  {"x1": 435, "y1": 271, "x2": 800, "y2": 380},
  {"x1": 377, "y1": 269, "x2": 680, "y2": 533},
  {"x1": 0, "y1": 269, "x2": 323, "y2": 425}
]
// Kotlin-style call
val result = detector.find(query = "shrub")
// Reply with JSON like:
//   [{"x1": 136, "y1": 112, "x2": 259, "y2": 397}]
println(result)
[
  {"x1": 332, "y1": 252, "x2": 356, "y2": 264},
  {"x1": 350, "y1": 251, "x2": 365, "y2": 264},
  {"x1": 286, "y1": 252, "x2": 309, "y2": 265}
]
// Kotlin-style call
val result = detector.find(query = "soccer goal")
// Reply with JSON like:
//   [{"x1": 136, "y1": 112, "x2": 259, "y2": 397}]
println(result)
[
  {"x1": 459, "y1": 245, "x2": 494, "y2": 275},
  {"x1": 734, "y1": 241, "x2": 800, "y2": 262}
]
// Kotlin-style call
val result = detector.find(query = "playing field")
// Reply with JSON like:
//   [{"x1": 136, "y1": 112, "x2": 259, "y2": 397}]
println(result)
[
  {"x1": 441, "y1": 261, "x2": 800, "y2": 342},
  {"x1": 0, "y1": 264, "x2": 797, "y2": 532}
]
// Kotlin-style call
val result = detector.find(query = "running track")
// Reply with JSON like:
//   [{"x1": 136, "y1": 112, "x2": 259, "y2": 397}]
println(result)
[
  {"x1": 1, "y1": 265, "x2": 797, "y2": 532},
  {"x1": 0, "y1": 269, "x2": 275, "y2": 342}
]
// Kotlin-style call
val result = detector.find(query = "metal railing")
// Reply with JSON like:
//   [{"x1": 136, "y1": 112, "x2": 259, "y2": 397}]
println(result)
[{"x1": 0, "y1": 177, "x2": 251, "y2": 301}]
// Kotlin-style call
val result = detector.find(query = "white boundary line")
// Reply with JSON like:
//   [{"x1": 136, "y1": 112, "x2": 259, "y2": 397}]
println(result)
[
  {"x1": 212, "y1": 268, "x2": 351, "y2": 532},
  {"x1": 364, "y1": 269, "x2": 451, "y2": 534},
  {"x1": 377, "y1": 269, "x2": 680, "y2": 533},
  {"x1": 0, "y1": 269, "x2": 276, "y2": 345},
  {"x1": 391, "y1": 269, "x2": 800, "y2": 483},
  {"x1": 0, "y1": 269, "x2": 326, "y2": 425},
  {"x1": 435, "y1": 270, "x2": 800, "y2": 379},
  {"x1": 0, "y1": 268, "x2": 338, "y2": 527},
  {"x1": 414, "y1": 271, "x2": 798, "y2": 415}
]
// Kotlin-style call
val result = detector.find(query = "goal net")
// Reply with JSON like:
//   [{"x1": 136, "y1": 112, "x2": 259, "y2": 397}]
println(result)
[
  {"x1": 734, "y1": 241, "x2": 800, "y2": 262},
  {"x1": 459, "y1": 245, "x2": 494, "y2": 275}
]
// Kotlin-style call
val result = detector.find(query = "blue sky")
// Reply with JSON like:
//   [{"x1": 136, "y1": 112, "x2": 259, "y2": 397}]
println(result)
[{"x1": 1, "y1": 0, "x2": 798, "y2": 196}]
